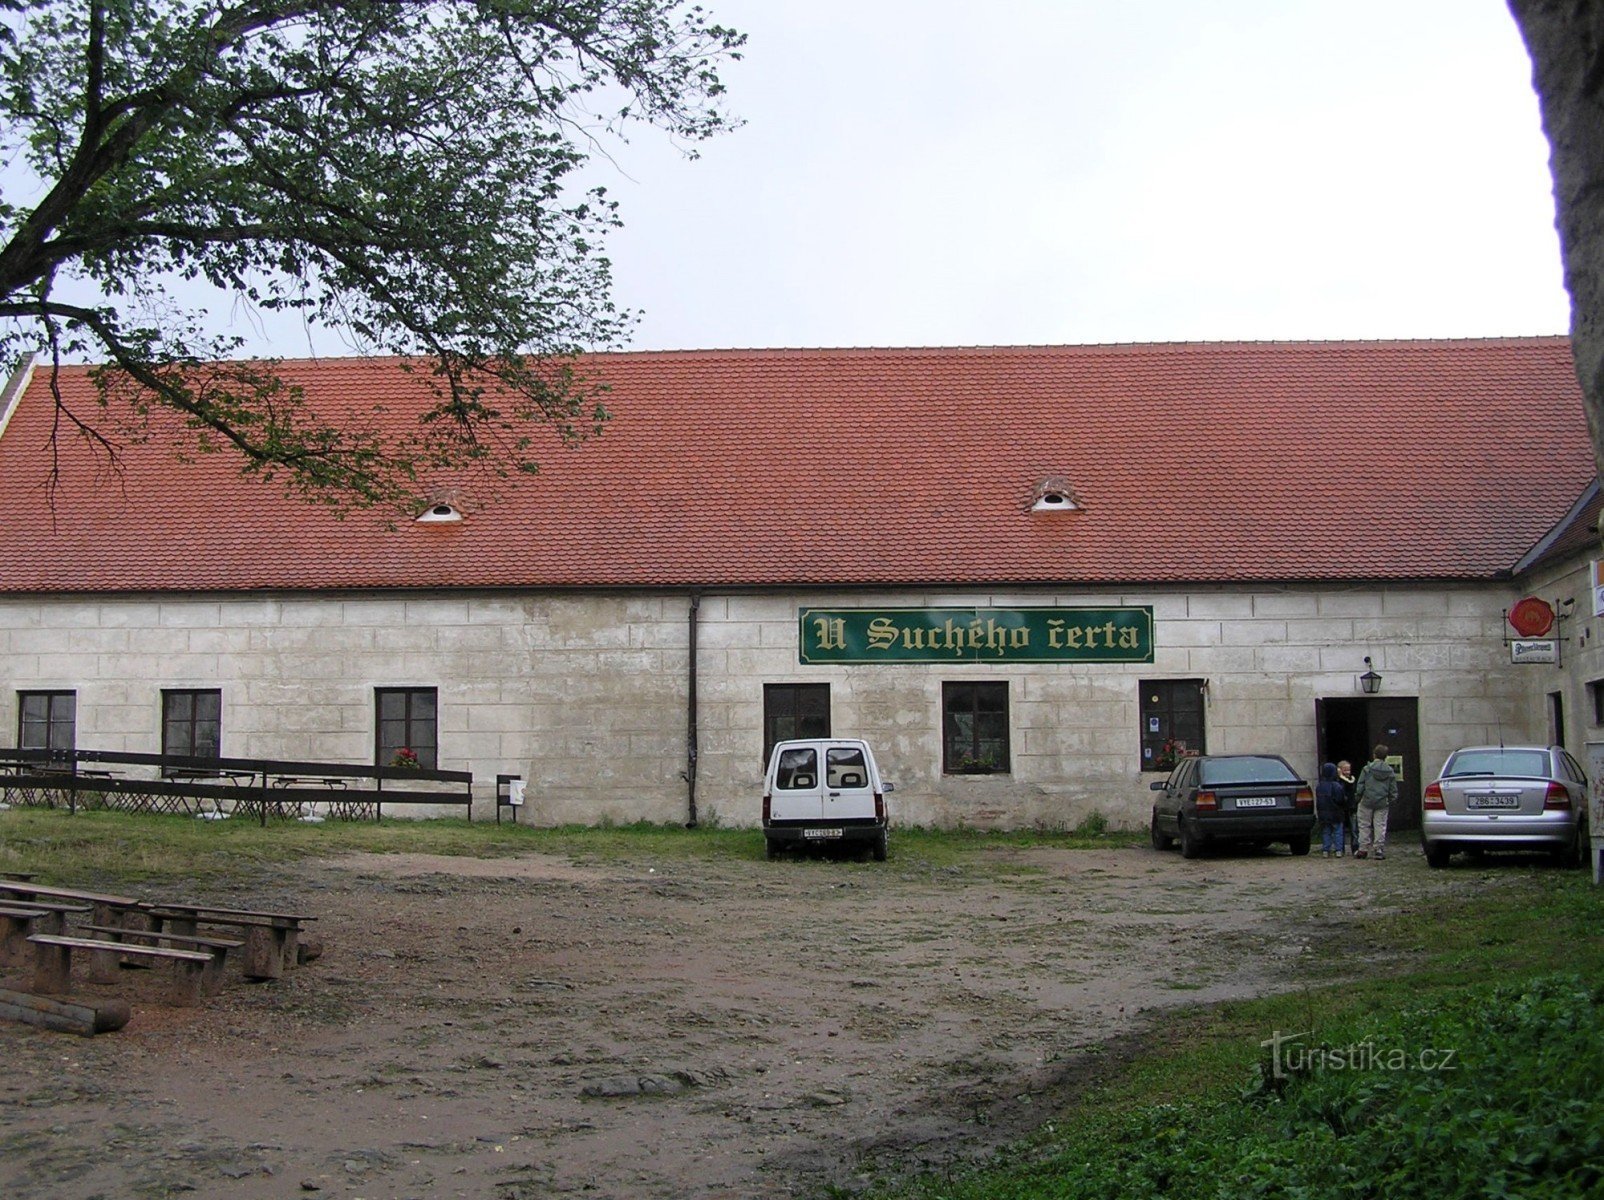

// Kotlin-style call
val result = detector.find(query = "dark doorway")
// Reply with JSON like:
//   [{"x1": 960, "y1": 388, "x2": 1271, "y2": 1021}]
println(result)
[{"x1": 1316, "y1": 696, "x2": 1422, "y2": 832}]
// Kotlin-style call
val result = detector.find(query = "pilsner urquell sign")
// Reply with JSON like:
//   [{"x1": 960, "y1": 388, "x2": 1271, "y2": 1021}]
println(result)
[{"x1": 799, "y1": 607, "x2": 1155, "y2": 664}]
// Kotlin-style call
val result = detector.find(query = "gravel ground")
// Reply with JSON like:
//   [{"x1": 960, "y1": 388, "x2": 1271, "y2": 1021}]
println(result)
[{"x1": 0, "y1": 841, "x2": 1468, "y2": 1199}]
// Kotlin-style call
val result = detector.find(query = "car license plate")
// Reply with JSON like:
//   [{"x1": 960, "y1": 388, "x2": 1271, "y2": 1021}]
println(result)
[
  {"x1": 1234, "y1": 797, "x2": 1278, "y2": 809},
  {"x1": 1468, "y1": 794, "x2": 1520, "y2": 810},
  {"x1": 803, "y1": 828, "x2": 843, "y2": 839}
]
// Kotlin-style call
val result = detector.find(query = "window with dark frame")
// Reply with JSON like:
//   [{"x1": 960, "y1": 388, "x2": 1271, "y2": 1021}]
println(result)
[
  {"x1": 376, "y1": 687, "x2": 438, "y2": 769},
  {"x1": 762, "y1": 683, "x2": 830, "y2": 765},
  {"x1": 162, "y1": 689, "x2": 222, "y2": 759},
  {"x1": 942, "y1": 681, "x2": 1010, "y2": 774},
  {"x1": 18, "y1": 691, "x2": 76, "y2": 752},
  {"x1": 1141, "y1": 679, "x2": 1207, "y2": 770},
  {"x1": 1590, "y1": 679, "x2": 1604, "y2": 726}
]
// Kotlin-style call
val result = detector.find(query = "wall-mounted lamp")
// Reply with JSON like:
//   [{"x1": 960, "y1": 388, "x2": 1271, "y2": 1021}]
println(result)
[{"x1": 1359, "y1": 657, "x2": 1382, "y2": 695}]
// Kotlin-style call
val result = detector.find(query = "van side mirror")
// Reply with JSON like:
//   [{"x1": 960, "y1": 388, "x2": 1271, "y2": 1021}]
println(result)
[
  {"x1": 1149, "y1": 780, "x2": 1166, "y2": 790},
  {"x1": 882, "y1": 781, "x2": 896, "y2": 793}
]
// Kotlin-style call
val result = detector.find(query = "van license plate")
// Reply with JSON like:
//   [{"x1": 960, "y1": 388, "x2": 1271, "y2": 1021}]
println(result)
[
  {"x1": 803, "y1": 828, "x2": 844, "y2": 839},
  {"x1": 1234, "y1": 797, "x2": 1278, "y2": 808}
]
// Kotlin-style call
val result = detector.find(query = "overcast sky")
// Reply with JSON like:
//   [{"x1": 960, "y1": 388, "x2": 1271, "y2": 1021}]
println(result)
[
  {"x1": 580, "y1": 0, "x2": 1570, "y2": 353},
  {"x1": 212, "y1": 1, "x2": 1565, "y2": 357}
]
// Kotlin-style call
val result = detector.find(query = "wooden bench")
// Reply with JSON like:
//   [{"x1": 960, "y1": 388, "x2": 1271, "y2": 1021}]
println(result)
[
  {"x1": 28, "y1": 934, "x2": 217, "y2": 1006},
  {"x1": 75, "y1": 925, "x2": 241, "y2": 990},
  {"x1": 0, "y1": 881, "x2": 148, "y2": 932},
  {"x1": 0, "y1": 901, "x2": 92, "y2": 968},
  {"x1": 146, "y1": 904, "x2": 318, "y2": 981}
]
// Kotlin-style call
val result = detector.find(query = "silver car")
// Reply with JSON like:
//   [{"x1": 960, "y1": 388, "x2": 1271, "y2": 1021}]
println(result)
[{"x1": 1421, "y1": 745, "x2": 1589, "y2": 868}]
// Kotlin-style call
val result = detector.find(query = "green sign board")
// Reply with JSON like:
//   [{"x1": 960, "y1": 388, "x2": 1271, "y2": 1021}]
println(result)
[{"x1": 798, "y1": 607, "x2": 1155, "y2": 664}]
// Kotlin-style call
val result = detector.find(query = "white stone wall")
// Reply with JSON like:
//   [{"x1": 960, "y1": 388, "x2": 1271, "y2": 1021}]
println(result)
[
  {"x1": 0, "y1": 581, "x2": 1540, "y2": 829},
  {"x1": 692, "y1": 583, "x2": 1533, "y2": 830}
]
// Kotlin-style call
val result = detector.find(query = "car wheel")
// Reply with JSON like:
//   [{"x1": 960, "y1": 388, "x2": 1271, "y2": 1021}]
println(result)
[
  {"x1": 1179, "y1": 818, "x2": 1204, "y2": 859},
  {"x1": 1150, "y1": 808, "x2": 1174, "y2": 851},
  {"x1": 764, "y1": 837, "x2": 779, "y2": 861},
  {"x1": 1551, "y1": 823, "x2": 1586, "y2": 869},
  {"x1": 1288, "y1": 835, "x2": 1311, "y2": 857},
  {"x1": 872, "y1": 829, "x2": 888, "y2": 862},
  {"x1": 1424, "y1": 842, "x2": 1451, "y2": 869}
]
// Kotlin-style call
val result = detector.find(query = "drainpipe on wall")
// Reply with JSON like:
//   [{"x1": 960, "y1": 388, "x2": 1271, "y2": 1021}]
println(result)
[{"x1": 685, "y1": 591, "x2": 701, "y2": 828}]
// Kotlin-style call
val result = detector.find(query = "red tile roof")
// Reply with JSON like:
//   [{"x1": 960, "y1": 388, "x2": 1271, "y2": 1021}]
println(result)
[{"x1": 0, "y1": 338, "x2": 1593, "y2": 593}]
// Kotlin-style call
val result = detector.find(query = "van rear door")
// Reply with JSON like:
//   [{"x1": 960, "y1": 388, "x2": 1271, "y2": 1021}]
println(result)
[
  {"x1": 824, "y1": 744, "x2": 876, "y2": 822},
  {"x1": 769, "y1": 744, "x2": 824, "y2": 822}
]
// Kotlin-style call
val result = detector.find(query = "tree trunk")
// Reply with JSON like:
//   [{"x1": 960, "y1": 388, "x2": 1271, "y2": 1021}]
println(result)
[{"x1": 1510, "y1": 0, "x2": 1604, "y2": 480}]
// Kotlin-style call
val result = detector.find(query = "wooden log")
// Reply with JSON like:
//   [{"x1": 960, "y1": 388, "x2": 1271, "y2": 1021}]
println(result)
[{"x1": 0, "y1": 986, "x2": 129, "y2": 1036}]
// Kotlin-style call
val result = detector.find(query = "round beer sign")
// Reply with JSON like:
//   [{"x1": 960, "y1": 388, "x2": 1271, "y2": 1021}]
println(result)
[{"x1": 1508, "y1": 596, "x2": 1555, "y2": 637}]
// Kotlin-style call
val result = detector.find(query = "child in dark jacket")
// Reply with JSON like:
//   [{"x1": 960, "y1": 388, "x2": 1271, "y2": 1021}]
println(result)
[{"x1": 1315, "y1": 761, "x2": 1347, "y2": 858}]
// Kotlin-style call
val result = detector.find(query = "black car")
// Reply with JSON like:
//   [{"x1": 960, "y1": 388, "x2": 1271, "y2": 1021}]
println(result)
[{"x1": 1150, "y1": 754, "x2": 1315, "y2": 858}]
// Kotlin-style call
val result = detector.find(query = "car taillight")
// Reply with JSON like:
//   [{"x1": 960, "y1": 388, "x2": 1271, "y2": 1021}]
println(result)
[
  {"x1": 762, "y1": 793, "x2": 771, "y2": 822},
  {"x1": 1423, "y1": 781, "x2": 1444, "y2": 809},
  {"x1": 1543, "y1": 782, "x2": 1572, "y2": 811},
  {"x1": 874, "y1": 791, "x2": 885, "y2": 822},
  {"x1": 1293, "y1": 787, "x2": 1313, "y2": 810},
  {"x1": 1194, "y1": 790, "x2": 1218, "y2": 811}
]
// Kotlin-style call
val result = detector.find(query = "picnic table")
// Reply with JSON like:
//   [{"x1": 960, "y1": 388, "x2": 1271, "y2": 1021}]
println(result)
[{"x1": 145, "y1": 903, "x2": 317, "y2": 980}]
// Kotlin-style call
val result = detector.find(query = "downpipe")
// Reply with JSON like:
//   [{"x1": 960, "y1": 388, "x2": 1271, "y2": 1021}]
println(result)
[{"x1": 684, "y1": 590, "x2": 701, "y2": 828}]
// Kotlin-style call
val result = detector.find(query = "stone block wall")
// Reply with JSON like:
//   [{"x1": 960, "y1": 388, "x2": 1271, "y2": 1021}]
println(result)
[{"x1": 0, "y1": 580, "x2": 1541, "y2": 829}]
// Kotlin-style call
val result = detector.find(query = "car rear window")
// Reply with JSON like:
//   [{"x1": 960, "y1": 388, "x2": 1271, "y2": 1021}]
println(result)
[
  {"x1": 825, "y1": 747, "x2": 869, "y2": 789},
  {"x1": 1198, "y1": 756, "x2": 1298, "y2": 786},
  {"x1": 1444, "y1": 749, "x2": 1549, "y2": 778},
  {"x1": 775, "y1": 748, "x2": 817, "y2": 789}
]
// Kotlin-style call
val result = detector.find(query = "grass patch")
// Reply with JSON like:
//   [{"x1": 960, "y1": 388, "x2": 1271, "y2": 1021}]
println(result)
[
  {"x1": 868, "y1": 867, "x2": 1604, "y2": 1199},
  {"x1": 0, "y1": 807, "x2": 1142, "y2": 888}
]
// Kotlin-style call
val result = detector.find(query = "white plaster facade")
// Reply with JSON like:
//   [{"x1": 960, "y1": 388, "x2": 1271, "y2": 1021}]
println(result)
[{"x1": 3, "y1": 576, "x2": 1567, "y2": 830}]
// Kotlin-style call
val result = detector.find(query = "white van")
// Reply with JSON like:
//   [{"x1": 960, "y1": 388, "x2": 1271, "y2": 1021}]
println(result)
[{"x1": 762, "y1": 738, "x2": 892, "y2": 861}]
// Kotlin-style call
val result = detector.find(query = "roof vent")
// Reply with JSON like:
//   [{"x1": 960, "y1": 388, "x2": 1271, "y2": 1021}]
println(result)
[
  {"x1": 1031, "y1": 476, "x2": 1081, "y2": 513},
  {"x1": 415, "y1": 502, "x2": 463, "y2": 524}
]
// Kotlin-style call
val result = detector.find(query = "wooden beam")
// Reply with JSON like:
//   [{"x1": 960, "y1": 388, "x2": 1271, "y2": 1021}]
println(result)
[{"x1": 0, "y1": 986, "x2": 129, "y2": 1036}]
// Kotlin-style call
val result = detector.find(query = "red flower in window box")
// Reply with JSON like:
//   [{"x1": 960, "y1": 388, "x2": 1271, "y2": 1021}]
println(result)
[{"x1": 392, "y1": 747, "x2": 422, "y2": 770}]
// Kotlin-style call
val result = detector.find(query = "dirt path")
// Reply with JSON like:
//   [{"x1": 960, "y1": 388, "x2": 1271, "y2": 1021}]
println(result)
[{"x1": 0, "y1": 844, "x2": 1471, "y2": 1199}]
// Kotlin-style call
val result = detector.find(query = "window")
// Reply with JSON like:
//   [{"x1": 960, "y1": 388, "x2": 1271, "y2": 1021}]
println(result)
[
  {"x1": 763, "y1": 683, "x2": 830, "y2": 765},
  {"x1": 18, "y1": 691, "x2": 76, "y2": 752},
  {"x1": 943, "y1": 682, "x2": 1009, "y2": 773},
  {"x1": 377, "y1": 687, "x2": 437, "y2": 769},
  {"x1": 774, "y1": 746, "x2": 817, "y2": 790},
  {"x1": 162, "y1": 689, "x2": 222, "y2": 759},
  {"x1": 1141, "y1": 679, "x2": 1206, "y2": 770},
  {"x1": 1590, "y1": 679, "x2": 1604, "y2": 726}
]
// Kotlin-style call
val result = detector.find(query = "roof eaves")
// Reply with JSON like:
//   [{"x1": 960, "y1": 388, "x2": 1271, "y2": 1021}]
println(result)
[
  {"x1": 0, "y1": 351, "x2": 38, "y2": 445},
  {"x1": 1513, "y1": 477, "x2": 1601, "y2": 576}
]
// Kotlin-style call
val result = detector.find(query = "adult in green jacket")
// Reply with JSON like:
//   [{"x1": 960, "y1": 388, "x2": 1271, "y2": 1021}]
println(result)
[{"x1": 1353, "y1": 743, "x2": 1399, "y2": 860}]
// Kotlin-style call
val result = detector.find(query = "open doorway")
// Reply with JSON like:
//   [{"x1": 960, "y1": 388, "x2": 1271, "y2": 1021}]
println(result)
[{"x1": 1316, "y1": 696, "x2": 1421, "y2": 832}]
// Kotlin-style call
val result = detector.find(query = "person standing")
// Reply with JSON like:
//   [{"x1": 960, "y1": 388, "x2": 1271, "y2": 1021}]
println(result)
[
  {"x1": 1353, "y1": 744, "x2": 1399, "y2": 860},
  {"x1": 1336, "y1": 759, "x2": 1359, "y2": 857},
  {"x1": 1315, "y1": 762, "x2": 1347, "y2": 858}
]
